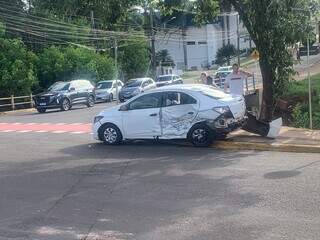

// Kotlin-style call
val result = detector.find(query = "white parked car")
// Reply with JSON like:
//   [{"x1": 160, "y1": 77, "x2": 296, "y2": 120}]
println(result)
[
  {"x1": 95, "y1": 80, "x2": 124, "y2": 102},
  {"x1": 92, "y1": 84, "x2": 246, "y2": 147},
  {"x1": 156, "y1": 74, "x2": 183, "y2": 87}
]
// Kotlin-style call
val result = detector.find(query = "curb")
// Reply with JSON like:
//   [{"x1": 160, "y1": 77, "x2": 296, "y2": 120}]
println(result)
[
  {"x1": 0, "y1": 108, "x2": 35, "y2": 115},
  {"x1": 212, "y1": 140, "x2": 320, "y2": 153}
]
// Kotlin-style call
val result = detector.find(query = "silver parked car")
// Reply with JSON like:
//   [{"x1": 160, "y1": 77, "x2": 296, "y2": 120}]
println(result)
[
  {"x1": 95, "y1": 80, "x2": 124, "y2": 102},
  {"x1": 119, "y1": 78, "x2": 156, "y2": 102},
  {"x1": 155, "y1": 74, "x2": 183, "y2": 87}
]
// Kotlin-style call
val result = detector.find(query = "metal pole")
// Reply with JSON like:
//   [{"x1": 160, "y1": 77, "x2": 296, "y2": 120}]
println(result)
[
  {"x1": 307, "y1": 32, "x2": 313, "y2": 129},
  {"x1": 114, "y1": 39, "x2": 119, "y2": 104}
]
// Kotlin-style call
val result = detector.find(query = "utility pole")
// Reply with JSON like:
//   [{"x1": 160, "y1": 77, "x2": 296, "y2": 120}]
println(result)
[
  {"x1": 182, "y1": 14, "x2": 188, "y2": 71},
  {"x1": 236, "y1": 13, "x2": 240, "y2": 66},
  {"x1": 150, "y1": 8, "x2": 156, "y2": 79},
  {"x1": 90, "y1": 10, "x2": 98, "y2": 50},
  {"x1": 114, "y1": 39, "x2": 119, "y2": 104}
]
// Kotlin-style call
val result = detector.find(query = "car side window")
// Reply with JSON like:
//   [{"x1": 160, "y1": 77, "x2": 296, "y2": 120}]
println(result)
[
  {"x1": 128, "y1": 93, "x2": 162, "y2": 110},
  {"x1": 142, "y1": 81, "x2": 149, "y2": 87},
  {"x1": 164, "y1": 92, "x2": 197, "y2": 107}
]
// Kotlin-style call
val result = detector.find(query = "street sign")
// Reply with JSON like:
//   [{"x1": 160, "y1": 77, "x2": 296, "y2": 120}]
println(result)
[{"x1": 251, "y1": 49, "x2": 260, "y2": 60}]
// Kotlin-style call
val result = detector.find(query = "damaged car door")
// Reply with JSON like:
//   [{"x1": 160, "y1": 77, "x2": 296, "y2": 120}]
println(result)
[
  {"x1": 122, "y1": 92, "x2": 163, "y2": 139},
  {"x1": 161, "y1": 91, "x2": 199, "y2": 138}
]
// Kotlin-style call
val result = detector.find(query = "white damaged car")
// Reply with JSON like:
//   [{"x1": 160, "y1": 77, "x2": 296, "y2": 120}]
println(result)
[{"x1": 92, "y1": 84, "x2": 246, "y2": 146}]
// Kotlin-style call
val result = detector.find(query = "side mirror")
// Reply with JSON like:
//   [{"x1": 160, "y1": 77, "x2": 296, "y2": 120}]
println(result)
[
  {"x1": 69, "y1": 87, "x2": 76, "y2": 92},
  {"x1": 119, "y1": 105, "x2": 128, "y2": 111}
]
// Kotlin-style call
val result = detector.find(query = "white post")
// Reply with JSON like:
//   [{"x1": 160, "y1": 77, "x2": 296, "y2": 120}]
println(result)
[
  {"x1": 114, "y1": 39, "x2": 119, "y2": 104},
  {"x1": 307, "y1": 32, "x2": 313, "y2": 129}
]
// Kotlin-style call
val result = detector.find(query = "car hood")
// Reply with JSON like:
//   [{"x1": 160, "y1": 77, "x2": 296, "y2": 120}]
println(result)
[
  {"x1": 95, "y1": 89, "x2": 111, "y2": 94},
  {"x1": 99, "y1": 105, "x2": 121, "y2": 116},
  {"x1": 35, "y1": 91, "x2": 65, "y2": 97},
  {"x1": 120, "y1": 87, "x2": 140, "y2": 93}
]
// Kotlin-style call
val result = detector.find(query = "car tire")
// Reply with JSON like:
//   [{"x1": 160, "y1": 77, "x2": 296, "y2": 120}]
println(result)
[
  {"x1": 98, "y1": 123, "x2": 123, "y2": 145},
  {"x1": 188, "y1": 124, "x2": 213, "y2": 147},
  {"x1": 61, "y1": 98, "x2": 71, "y2": 111},
  {"x1": 86, "y1": 95, "x2": 95, "y2": 107},
  {"x1": 37, "y1": 108, "x2": 46, "y2": 113},
  {"x1": 108, "y1": 93, "x2": 113, "y2": 102}
]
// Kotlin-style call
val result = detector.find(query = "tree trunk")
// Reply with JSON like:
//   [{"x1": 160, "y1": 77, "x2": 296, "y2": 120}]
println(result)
[{"x1": 259, "y1": 58, "x2": 274, "y2": 122}]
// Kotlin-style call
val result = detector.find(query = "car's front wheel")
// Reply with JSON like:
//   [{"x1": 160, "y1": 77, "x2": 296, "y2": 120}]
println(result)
[
  {"x1": 37, "y1": 108, "x2": 46, "y2": 113},
  {"x1": 108, "y1": 93, "x2": 113, "y2": 102},
  {"x1": 87, "y1": 95, "x2": 95, "y2": 107},
  {"x1": 98, "y1": 124, "x2": 123, "y2": 145},
  {"x1": 61, "y1": 98, "x2": 71, "y2": 111},
  {"x1": 188, "y1": 124, "x2": 213, "y2": 147}
]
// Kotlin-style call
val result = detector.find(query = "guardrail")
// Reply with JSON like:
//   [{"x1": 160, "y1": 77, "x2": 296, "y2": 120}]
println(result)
[{"x1": 0, "y1": 94, "x2": 34, "y2": 111}]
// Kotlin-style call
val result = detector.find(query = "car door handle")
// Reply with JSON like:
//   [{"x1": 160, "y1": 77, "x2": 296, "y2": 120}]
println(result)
[
  {"x1": 150, "y1": 113, "x2": 158, "y2": 117},
  {"x1": 188, "y1": 112, "x2": 194, "y2": 115}
]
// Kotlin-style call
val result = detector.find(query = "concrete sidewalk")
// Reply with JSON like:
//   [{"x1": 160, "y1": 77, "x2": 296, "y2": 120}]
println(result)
[{"x1": 214, "y1": 127, "x2": 320, "y2": 153}]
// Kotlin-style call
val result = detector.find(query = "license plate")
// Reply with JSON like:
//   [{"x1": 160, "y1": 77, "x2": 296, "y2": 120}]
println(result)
[{"x1": 39, "y1": 103, "x2": 46, "y2": 106}]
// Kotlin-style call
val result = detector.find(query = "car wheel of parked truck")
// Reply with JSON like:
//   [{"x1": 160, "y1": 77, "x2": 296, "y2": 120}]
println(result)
[
  {"x1": 188, "y1": 123, "x2": 213, "y2": 147},
  {"x1": 99, "y1": 123, "x2": 123, "y2": 145}
]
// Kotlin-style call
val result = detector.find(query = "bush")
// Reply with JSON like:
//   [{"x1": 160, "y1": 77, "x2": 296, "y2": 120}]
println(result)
[
  {"x1": 119, "y1": 39, "x2": 150, "y2": 81},
  {"x1": 0, "y1": 38, "x2": 38, "y2": 97},
  {"x1": 38, "y1": 46, "x2": 116, "y2": 89}
]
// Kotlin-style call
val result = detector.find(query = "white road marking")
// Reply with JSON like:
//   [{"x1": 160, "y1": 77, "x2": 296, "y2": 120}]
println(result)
[
  {"x1": 55, "y1": 123, "x2": 66, "y2": 125},
  {"x1": 17, "y1": 130, "x2": 32, "y2": 133},
  {"x1": 12, "y1": 123, "x2": 22, "y2": 125},
  {"x1": 52, "y1": 131, "x2": 67, "y2": 134},
  {"x1": 1, "y1": 130, "x2": 15, "y2": 132},
  {"x1": 26, "y1": 123, "x2": 36, "y2": 125},
  {"x1": 70, "y1": 131, "x2": 86, "y2": 134},
  {"x1": 35, "y1": 130, "x2": 48, "y2": 133}
]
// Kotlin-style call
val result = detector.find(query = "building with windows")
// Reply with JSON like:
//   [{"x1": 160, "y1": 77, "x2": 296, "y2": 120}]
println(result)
[{"x1": 155, "y1": 13, "x2": 253, "y2": 71}]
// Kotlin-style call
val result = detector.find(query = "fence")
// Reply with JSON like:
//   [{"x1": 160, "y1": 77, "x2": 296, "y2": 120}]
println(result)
[{"x1": 0, "y1": 94, "x2": 34, "y2": 111}]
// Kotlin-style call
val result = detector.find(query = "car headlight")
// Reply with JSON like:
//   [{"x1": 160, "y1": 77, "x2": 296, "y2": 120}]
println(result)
[
  {"x1": 213, "y1": 106, "x2": 230, "y2": 114},
  {"x1": 94, "y1": 116, "x2": 104, "y2": 123}
]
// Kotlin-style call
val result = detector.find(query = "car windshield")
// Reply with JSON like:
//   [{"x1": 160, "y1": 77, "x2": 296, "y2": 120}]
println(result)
[
  {"x1": 125, "y1": 80, "x2": 142, "y2": 88},
  {"x1": 48, "y1": 82, "x2": 70, "y2": 91},
  {"x1": 157, "y1": 76, "x2": 173, "y2": 82},
  {"x1": 96, "y1": 82, "x2": 112, "y2": 89}
]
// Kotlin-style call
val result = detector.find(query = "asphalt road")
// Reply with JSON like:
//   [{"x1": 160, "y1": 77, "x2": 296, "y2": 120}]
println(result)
[{"x1": 1, "y1": 103, "x2": 320, "y2": 240}]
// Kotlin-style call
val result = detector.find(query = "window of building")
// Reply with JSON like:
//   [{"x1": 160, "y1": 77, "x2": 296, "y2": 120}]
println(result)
[
  {"x1": 198, "y1": 41, "x2": 207, "y2": 45},
  {"x1": 187, "y1": 41, "x2": 196, "y2": 45}
]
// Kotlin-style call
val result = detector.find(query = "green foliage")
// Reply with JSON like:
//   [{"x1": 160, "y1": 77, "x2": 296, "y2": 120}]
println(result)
[
  {"x1": 0, "y1": 21, "x2": 5, "y2": 37},
  {"x1": 0, "y1": 38, "x2": 38, "y2": 96},
  {"x1": 38, "y1": 46, "x2": 115, "y2": 89},
  {"x1": 156, "y1": 49, "x2": 175, "y2": 67},
  {"x1": 215, "y1": 44, "x2": 237, "y2": 65},
  {"x1": 286, "y1": 74, "x2": 320, "y2": 129},
  {"x1": 119, "y1": 39, "x2": 150, "y2": 81}
]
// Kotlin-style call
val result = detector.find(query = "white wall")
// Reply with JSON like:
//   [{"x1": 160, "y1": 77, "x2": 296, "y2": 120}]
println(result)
[{"x1": 155, "y1": 13, "x2": 253, "y2": 71}]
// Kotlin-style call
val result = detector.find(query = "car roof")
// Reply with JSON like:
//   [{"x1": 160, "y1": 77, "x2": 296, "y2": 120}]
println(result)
[
  {"x1": 158, "y1": 74, "x2": 177, "y2": 77},
  {"x1": 97, "y1": 80, "x2": 120, "y2": 83},
  {"x1": 148, "y1": 84, "x2": 213, "y2": 92},
  {"x1": 129, "y1": 77, "x2": 150, "y2": 81}
]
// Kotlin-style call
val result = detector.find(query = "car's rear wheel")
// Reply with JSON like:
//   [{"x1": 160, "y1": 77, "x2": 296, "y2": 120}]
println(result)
[
  {"x1": 87, "y1": 95, "x2": 95, "y2": 107},
  {"x1": 61, "y1": 98, "x2": 71, "y2": 111},
  {"x1": 99, "y1": 124, "x2": 123, "y2": 145},
  {"x1": 37, "y1": 108, "x2": 46, "y2": 113},
  {"x1": 188, "y1": 124, "x2": 213, "y2": 147}
]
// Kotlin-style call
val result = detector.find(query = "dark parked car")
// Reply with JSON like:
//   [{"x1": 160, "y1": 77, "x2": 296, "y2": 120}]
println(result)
[
  {"x1": 33, "y1": 79, "x2": 95, "y2": 113},
  {"x1": 119, "y1": 78, "x2": 156, "y2": 102},
  {"x1": 155, "y1": 74, "x2": 183, "y2": 87}
]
